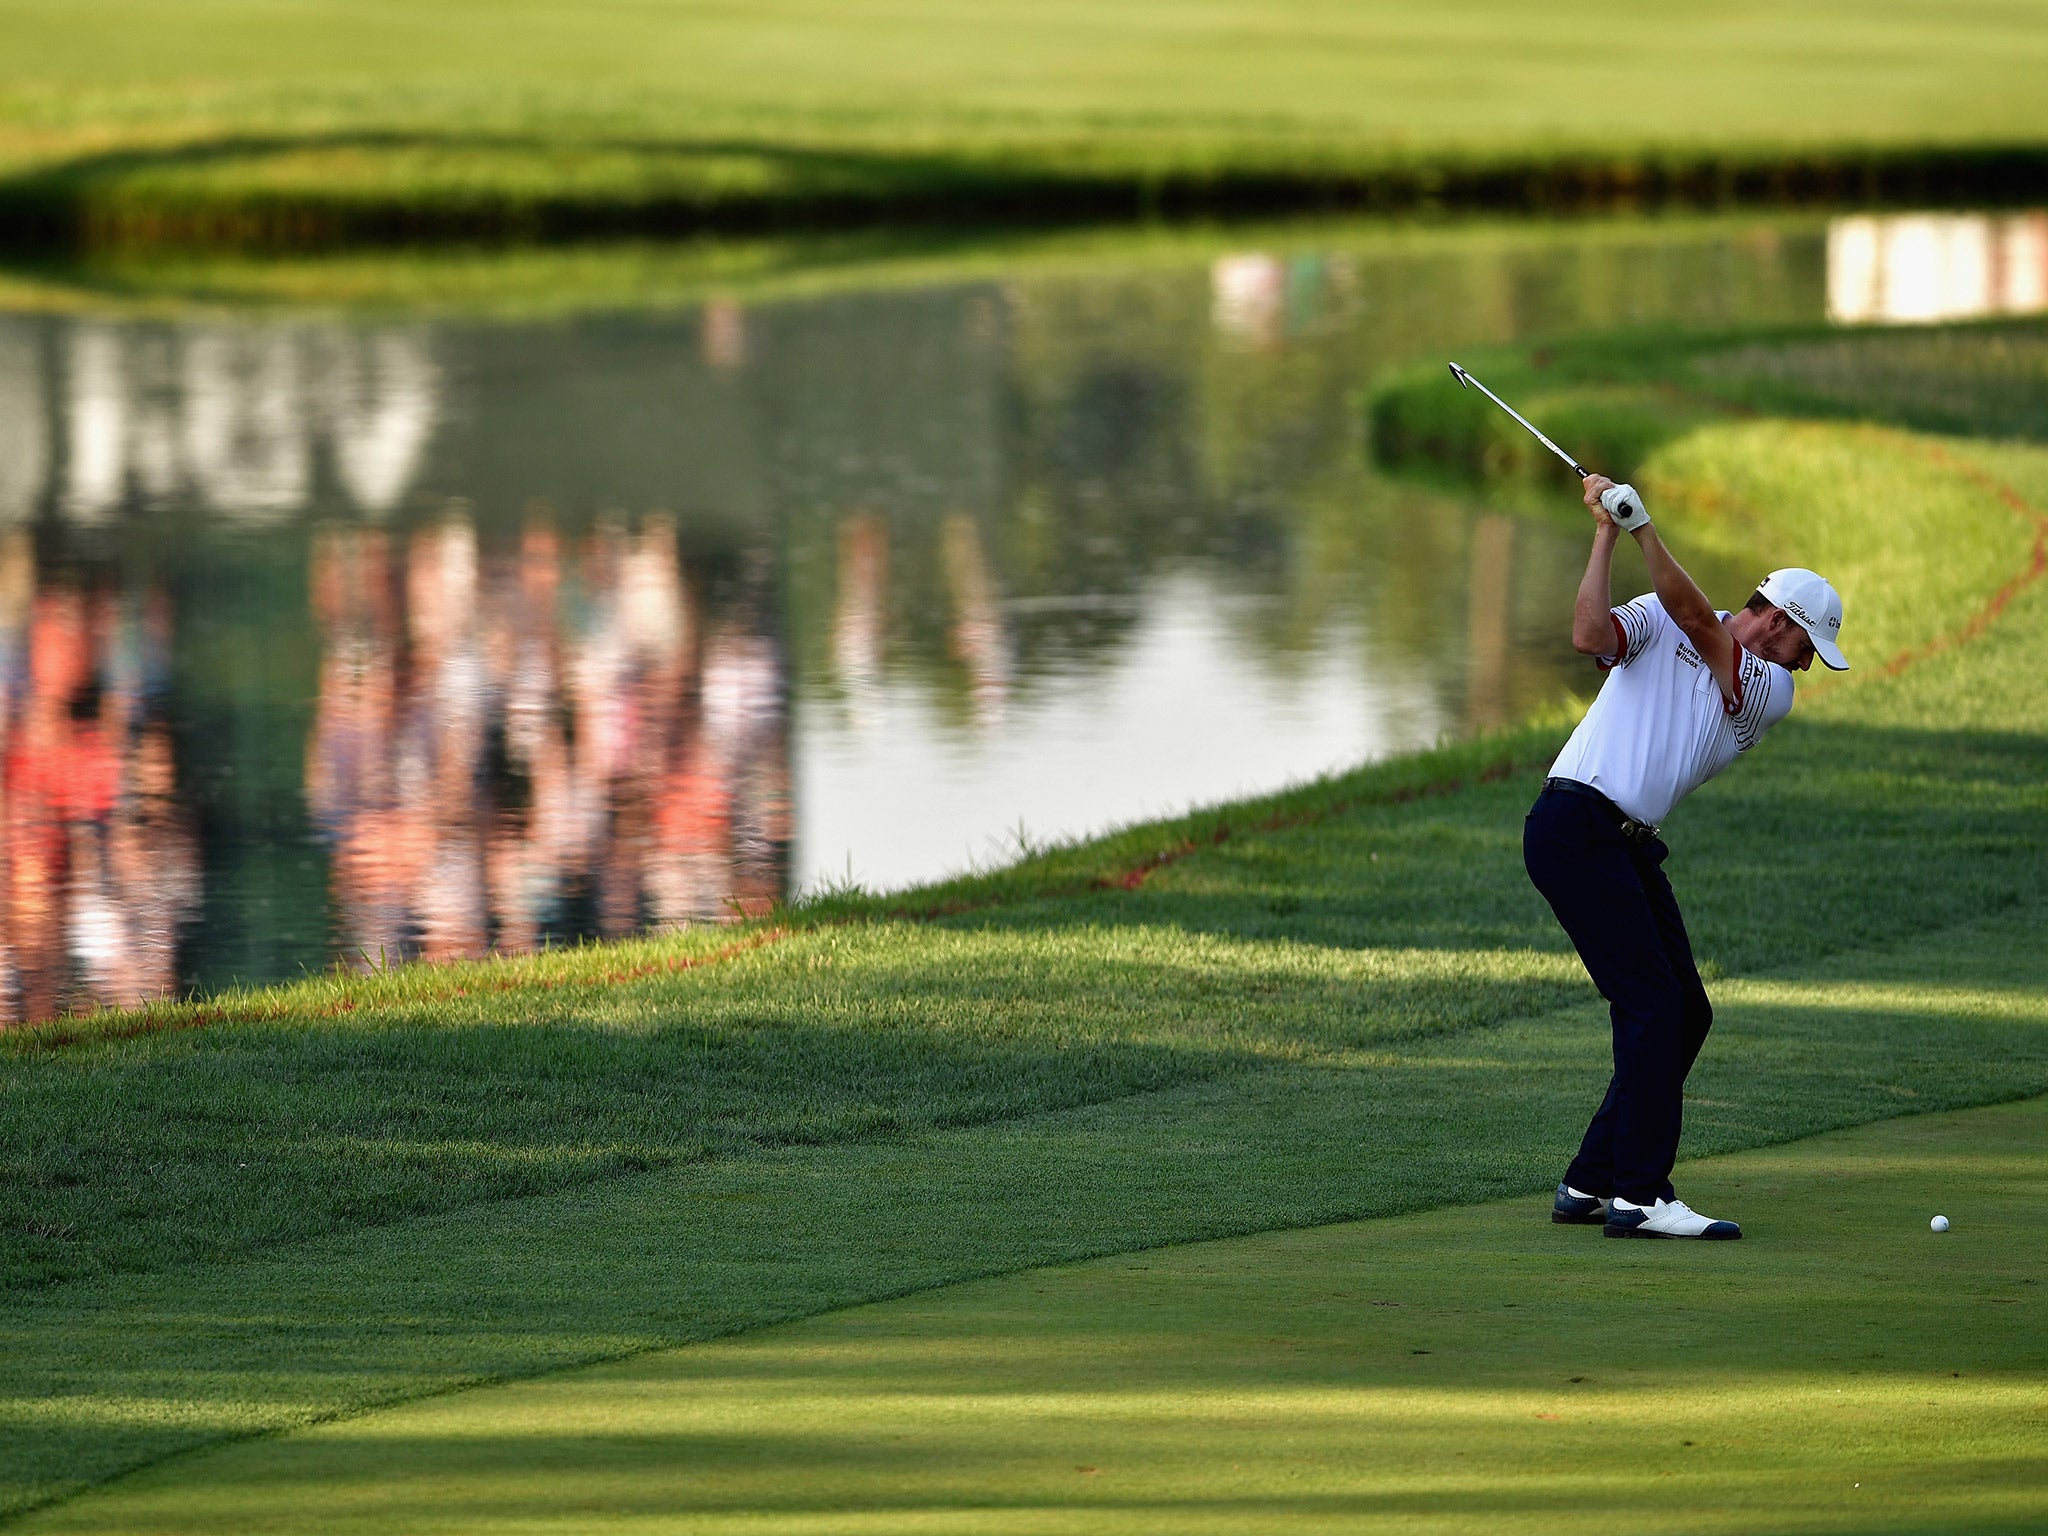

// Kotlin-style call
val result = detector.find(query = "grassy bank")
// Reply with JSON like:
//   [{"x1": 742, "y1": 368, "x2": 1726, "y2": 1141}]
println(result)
[
  {"x1": 3, "y1": 1, "x2": 2048, "y2": 249},
  {"x1": 1374, "y1": 316, "x2": 2048, "y2": 495}
]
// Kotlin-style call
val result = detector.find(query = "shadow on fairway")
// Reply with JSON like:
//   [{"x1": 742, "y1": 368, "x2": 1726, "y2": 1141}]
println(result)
[{"x1": 20, "y1": 1097, "x2": 2048, "y2": 1536}]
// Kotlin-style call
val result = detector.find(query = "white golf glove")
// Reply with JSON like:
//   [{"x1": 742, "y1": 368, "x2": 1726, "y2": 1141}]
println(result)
[{"x1": 1600, "y1": 482, "x2": 1650, "y2": 532}]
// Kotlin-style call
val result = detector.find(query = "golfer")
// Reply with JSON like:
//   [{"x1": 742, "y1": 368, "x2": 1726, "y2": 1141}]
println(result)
[{"x1": 1527, "y1": 472, "x2": 1848, "y2": 1239}]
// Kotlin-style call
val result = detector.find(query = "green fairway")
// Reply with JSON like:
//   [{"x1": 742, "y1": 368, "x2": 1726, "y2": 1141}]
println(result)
[
  {"x1": 9, "y1": 898, "x2": 2048, "y2": 1521},
  {"x1": 7, "y1": 313, "x2": 2048, "y2": 1524},
  {"x1": 23, "y1": 1095, "x2": 2048, "y2": 1535},
  {"x1": 3, "y1": 1, "x2": 2047, "y2": 244}
]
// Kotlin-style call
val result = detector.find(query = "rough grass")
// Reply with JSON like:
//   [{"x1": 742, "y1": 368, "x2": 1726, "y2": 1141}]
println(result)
[
  {"x1": 1696, "y1": 320, "x2": 2048, "y2": 443},
  {"x1": 7, "y1": 321, "x2": 2048, "y2": 1522},
  {"x1": 31, "y1": 1095, "x2": 2046, "y2": 1535},
  {"x1": 3, "y1": 1, "x2": 2048, "y2": 247}
]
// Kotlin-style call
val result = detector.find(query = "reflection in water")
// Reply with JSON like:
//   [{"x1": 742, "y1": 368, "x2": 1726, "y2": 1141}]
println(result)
[
  {"x1": 1212, "y1": 254, "x2": 1288, "y2": 349},
  {"x1": 0, "y1": 216, "x2": 1859, "y2": 1016},
  {"x1": 1464, "y1": 516, "x2": 1517, "y2": 735},
  {"x1": 307, "y1": 517, "x2": 788, "y2": 969},
  {"x1": 1829, "y1": 212, "x2": 2048, "y2": 325},
  {"x1": 701, "y1": 298, "x2": 749, "y2": 372},
  {"x1": 940, "y1": 515, "x2": 1009, "y2": 725},
  {"x1": 0, "y1": 533, "x2": 200, "y2": 1018},
  {"x1": 58, "y1": 322, "x2": 438, "y2": 523},
  {"x1": 0, "y1": 329, "x2": 48, "y2": 524},
  {"x1": 831, "y1": 512, "x2": 888, "y2": 709}
]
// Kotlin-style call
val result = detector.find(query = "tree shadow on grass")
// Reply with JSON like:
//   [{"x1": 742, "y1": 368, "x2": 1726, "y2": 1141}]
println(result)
[
  {"x1": 17, "y1": 1082, "x2": 2048, "y2": 1532},
  {"x1": 0, "y1": 917, "x2": 1593, "y2": 1297},
  {"x1": 8, "y1": 930, "x2": 2048, "y2": 1524},
  {"x1": 11, "y1": 130, "x2": 2048, "y2": 254}
]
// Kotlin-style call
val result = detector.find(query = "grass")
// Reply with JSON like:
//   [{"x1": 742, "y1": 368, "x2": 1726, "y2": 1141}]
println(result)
[
  {"x1": 1696, "y1": 320, "x2": 2048, "y2": 442},
  {"x1": 25, "y1": 1094, "x2": 2048, "y2": 1534},
  {"x1": 4, "y1": 2, "x2": 2048, "y2": 248},
  {"x1": 8, "y1": 904, "x2": 2048, "y2": 1527},
  {"x1": 7, "y1": 316, "x2": 2048, "y2": 1523}
]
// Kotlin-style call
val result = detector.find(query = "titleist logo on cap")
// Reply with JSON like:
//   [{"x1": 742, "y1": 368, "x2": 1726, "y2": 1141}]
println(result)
[{"x1": 1781, "y1": 598, "x2": 1840, "y2": 635}]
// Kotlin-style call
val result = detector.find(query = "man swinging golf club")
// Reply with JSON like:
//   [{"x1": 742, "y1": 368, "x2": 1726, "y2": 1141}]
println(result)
[
  {"x1": 1445, "y1": 363, "x2": 1849, "y2": 1237},
  {"x1": 1529, "y1": 471, "x2": 1848, "y2": 1238}
]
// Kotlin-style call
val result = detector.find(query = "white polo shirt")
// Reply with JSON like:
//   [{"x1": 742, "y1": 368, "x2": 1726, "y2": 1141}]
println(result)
[{"x1": 1547, "y1": 593, "x2": 1794, "y2": 827}]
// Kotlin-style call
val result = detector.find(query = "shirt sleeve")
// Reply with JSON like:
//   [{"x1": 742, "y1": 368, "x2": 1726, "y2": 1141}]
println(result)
[
  {"x1": 1597, "y1": 594, "x2": 1662, "y2": 671},
  {"x1": 1725, "y1": 646, "x2": 1794, "y2": 750}
]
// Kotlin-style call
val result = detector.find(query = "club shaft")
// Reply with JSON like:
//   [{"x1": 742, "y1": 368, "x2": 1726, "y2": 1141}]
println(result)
[{"x1": 1451, "y1": 367, "x2": 1589, "y2": 479}]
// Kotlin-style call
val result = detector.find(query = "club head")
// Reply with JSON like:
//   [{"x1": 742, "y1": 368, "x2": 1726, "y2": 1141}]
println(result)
[{"x1": 1448, "y1": 362, "x2": 1473, "y2": 389}]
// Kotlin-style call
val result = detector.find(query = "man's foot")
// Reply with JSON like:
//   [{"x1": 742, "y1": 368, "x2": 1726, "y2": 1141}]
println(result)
[
  {"x1": 1551, "y1": 1182, "x2": 1611, "y2": 1225},
  {"x1": 1604, "y1": 1197, "x2": 1741, "y2": 1240}
]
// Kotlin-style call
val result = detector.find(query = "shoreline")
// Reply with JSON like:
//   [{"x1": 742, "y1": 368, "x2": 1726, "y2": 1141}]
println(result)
[{"x1": 4, "y1": 141, "x2": 2047, "y2": 256}]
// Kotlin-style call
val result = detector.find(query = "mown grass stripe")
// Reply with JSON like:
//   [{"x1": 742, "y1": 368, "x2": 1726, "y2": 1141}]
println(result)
[{"x1": 81, "y1": 1095, "x2": 2027, "y2": 1536}]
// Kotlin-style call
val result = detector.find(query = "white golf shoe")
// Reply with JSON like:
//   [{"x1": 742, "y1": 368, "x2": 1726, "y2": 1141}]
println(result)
[{"x1": 1603, "y1": 1196, "x2": 1741, "y2": 1240}]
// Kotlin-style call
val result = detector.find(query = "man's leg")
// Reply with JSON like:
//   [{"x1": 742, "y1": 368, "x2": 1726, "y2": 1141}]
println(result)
[
  {"x1": 1636, "y1": 837, "x2": 1715, "y2": 1127},
  {"x1": 1524, "y1": 791, "x2": 1692, "y2": 1205}
]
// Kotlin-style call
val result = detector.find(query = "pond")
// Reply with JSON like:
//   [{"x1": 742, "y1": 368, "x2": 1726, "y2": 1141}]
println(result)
[{"x1": 0, "y1": 210, "x2": 2041, "y2": 1021}]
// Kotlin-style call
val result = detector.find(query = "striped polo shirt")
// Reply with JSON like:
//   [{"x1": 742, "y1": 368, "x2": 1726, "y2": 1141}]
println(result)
[{"x1": 1547, "y1": 593, "x2": 1794, "y2": 828}]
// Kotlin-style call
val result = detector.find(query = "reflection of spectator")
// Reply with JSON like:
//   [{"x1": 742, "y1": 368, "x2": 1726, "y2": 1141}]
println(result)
[
  {"x1": 648, "y1": 629, "x2": 787, "y2": 923},
  {"x1": 1211, "y1": 254, "x2": 1285, "y2": 348},
  {"x1": 0, "y1": 320, "x2": 48, "y2": 523},
  {"x1": 700, "y1": 298, "x2": 749, "y2": 372},
  {"x1": 943, "y1": 514, "x2": 1009, "y2": 723},
  {"x1": 1210, "y1": 253, "x2": 1332, "y2": 349},
  {"x1": 832, "y1": 512, "x2": 888, "y2": 708},
  {"x1": 69, "y1": 725, "x2": 199, "y2": 1006},
  {"x1": 0, "y1": 532, "x2": 200, "y2": 1022},
  {"x1": 305, "y1": 512, "x2": 789, "y2": 968}
]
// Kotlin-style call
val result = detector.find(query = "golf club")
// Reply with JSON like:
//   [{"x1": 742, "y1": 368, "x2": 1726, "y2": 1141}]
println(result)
[
  {"x1": 1447, "y1": 361, "x2": 1589, "y2": 477},
  {"x1": 1447, "y1": 362, "x2": 1645, "y2": 525}
]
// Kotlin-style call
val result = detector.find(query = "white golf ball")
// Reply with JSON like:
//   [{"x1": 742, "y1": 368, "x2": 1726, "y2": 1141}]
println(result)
[{"x1": 1930, "y1": 1215, "x2": 1950, "y2": 1233}]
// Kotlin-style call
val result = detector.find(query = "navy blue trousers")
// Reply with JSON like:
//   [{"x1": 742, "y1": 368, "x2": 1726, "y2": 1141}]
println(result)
[{"x1": 1523, "y1": 784, "x2": 1714, "y2": 1205}]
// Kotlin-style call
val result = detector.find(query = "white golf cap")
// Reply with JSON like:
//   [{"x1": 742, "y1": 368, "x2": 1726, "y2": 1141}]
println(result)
[{"x1": 1757, "y1": 568, "x2": 1849, "y2": 671}]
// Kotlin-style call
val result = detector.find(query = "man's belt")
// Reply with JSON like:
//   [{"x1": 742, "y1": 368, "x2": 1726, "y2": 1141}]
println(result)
[{"x1": 1542, "y1": 777, "x2": 1661, "y2": 844}]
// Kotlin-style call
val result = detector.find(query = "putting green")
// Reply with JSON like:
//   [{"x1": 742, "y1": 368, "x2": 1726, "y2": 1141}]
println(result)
[{"x1": 29, "y1": 1098, "x2": 2048, "y2": 1535}]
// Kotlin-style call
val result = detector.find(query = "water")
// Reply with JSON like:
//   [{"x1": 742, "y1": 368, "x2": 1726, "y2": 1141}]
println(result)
[{"x1": 0, "y1": 211, "x2": 2032, "y2": 1022}]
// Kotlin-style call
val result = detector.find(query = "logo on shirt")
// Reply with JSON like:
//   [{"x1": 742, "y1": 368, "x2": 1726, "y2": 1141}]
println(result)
[{"x1": 1674, "y1": 640, "x2": 1702, "y2": 670}]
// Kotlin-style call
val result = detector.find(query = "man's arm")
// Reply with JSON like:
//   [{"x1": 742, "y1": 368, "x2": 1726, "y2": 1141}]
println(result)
[
  {"x1": 1581, "y1": 474, "x2": 1738, "y2": 699},
  {"x1": 1572, "y1": 519, "x2": 1623, "y2": 656}
]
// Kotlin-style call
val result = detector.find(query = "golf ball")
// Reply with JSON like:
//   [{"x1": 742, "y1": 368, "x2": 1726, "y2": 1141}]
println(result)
[{"x1": 1931, "y1": 1215, "x2": 1950, "y2": 1233}]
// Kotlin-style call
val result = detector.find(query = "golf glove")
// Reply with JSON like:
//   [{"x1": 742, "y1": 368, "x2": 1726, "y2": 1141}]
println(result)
[{"x1": 1600, "y1": 483, "x2": 1650, "y2": 532}]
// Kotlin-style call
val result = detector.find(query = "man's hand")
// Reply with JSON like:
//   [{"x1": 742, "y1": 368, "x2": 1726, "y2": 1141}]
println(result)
[
  {"x1": 1583, "y1": 473, "x2": 1620, "y2": 527},
  {"x1": 1584, "y1": 473, "x2": 1650, "y2": 532}
]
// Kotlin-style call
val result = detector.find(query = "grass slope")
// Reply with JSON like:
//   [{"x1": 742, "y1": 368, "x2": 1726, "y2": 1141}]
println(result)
[
  {"x1": 6, "y1": 325, "x2": 2048, "y2": 1521},
  {"x1": 8, "y1": 904, "x2": 2048, "y2": 1528},
  {"x1": 35, "y1": 1095, "x2": 2038, "y2": 1536},
  {"x1": 3, "y1": 2, "x2": 2048, "y2": 245}
]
